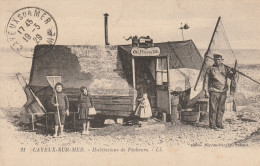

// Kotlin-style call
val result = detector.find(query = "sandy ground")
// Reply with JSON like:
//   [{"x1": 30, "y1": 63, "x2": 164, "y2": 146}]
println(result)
[{"x1": 1, "y1": 102, "x2": 260, "y2": 151}]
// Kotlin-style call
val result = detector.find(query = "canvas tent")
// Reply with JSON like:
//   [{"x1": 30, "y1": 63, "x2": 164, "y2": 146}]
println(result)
[
  {"x1": 118, "y1": 40, "x2": 202, "y2": 70},
  {"x1": 118, "y1": 40, "x2": 204, "y2": 113}
]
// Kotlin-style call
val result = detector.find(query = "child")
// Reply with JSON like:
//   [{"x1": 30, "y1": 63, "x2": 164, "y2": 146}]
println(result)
[
  {"x1": 78, "y1": 86, "x2": 94, "y2": 135},
  {"x1": 51, "y1": 83, "x2": 69, "y2": 138},
  {"x1": 135, "y1": 92, "x2": 152, "y2": 125}
]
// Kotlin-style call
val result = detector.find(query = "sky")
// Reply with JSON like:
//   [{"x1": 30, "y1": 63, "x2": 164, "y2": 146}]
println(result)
[{"x1": 0, "y1": 0, "x2": 260, "y2": 73}]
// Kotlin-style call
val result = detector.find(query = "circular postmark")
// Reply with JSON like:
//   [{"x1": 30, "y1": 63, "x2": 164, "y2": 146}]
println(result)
[{"x1": 6, "y1": 7, "x2": 58, "y2": 58}]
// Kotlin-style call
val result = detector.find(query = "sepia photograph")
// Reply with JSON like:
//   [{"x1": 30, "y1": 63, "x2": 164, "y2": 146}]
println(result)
[{"x1": 0, "y1": 0, "x2": 260, "y2": 165}]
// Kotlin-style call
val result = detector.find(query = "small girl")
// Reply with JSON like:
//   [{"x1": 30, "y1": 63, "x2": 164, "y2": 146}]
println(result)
[
  {"x1": 135, "y1": 93, "x2": 152, "y2": 125},
  {"x1": 78, "y1": 86, "x2": 95, "y2": 135},
  {"x1": 51, "y1": 83, "x2": 69, "y2": 138}
]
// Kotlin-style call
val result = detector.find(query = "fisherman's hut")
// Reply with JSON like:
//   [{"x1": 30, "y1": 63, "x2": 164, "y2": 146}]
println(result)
[{"x1": 22, "y1": 40, "x2": 203, "y2": 124}]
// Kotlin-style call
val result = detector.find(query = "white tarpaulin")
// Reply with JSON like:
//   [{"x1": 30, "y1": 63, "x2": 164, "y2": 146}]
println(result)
[{"x1": 169, "y1": 68, "x2": 202, "y2": 92}]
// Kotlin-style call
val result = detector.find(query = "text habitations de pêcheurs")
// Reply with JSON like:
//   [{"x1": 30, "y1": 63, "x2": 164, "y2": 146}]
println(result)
[{"x1": 92, "y1": 147, "x2": 149, "y2": 152}]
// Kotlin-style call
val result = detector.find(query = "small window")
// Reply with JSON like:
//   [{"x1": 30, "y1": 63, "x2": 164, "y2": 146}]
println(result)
[{"x1": 156, "y1": 58, "x2": 167, "y2": 85}]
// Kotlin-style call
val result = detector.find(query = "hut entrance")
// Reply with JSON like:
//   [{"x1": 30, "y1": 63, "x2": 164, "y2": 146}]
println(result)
[
  {"x1": 134, "y1": 56, "x2": 171, "y2": 115},
  {"x1": 134, "y1": 57, "x2": 157, "y2": 112}
]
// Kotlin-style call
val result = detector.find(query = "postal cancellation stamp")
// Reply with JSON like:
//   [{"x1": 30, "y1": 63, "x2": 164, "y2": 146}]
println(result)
[{"x1": 5, "y1": 7, "x2": 58, "y2": 58}]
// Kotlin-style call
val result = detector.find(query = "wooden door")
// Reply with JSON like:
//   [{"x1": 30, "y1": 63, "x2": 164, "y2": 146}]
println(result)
[{"x1": 156, "y1": 56, "x2": 171, "y2": 114}]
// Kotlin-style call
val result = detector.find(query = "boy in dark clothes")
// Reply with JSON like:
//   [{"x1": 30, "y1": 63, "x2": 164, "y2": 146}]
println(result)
[{"x1": 51, "y1": 83, "x2": 69, "y2": 137}]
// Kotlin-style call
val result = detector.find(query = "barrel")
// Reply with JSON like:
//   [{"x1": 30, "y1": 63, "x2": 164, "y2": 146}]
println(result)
[{"x1": 181, "y1": 110, "x2": 200, "y2": 123}]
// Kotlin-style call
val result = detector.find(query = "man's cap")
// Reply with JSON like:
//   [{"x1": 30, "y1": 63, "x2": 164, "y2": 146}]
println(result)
[{"x1": 213, "y1": 53, "x2": 223, "y2": 59}]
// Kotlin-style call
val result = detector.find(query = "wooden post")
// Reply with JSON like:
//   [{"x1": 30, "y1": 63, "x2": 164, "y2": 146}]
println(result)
[
  {"x1": 132, "y1": 56, "x2": 136, "y2": 111},
  {"x1": 32, "y1": 114, "x2": 35, "y2": 131},
  {"x1": 167, "y1": 55, "x2": 171, "y2": 115}
]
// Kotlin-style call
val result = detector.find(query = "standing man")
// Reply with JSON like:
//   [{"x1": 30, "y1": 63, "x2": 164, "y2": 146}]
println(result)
[{"x1": 203, "y1": 54, "x2": 235, "y2": 129}]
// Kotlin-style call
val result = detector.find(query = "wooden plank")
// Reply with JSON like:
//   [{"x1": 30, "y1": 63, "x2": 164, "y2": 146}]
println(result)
[
  {"x1": 93, "y1": 100, "x2": 132, "y2": 105},
  {"x1": 66, "y1": 95, "x2": 133, "y2": 102},
  {"x1": 98, "y1": 110, "x2": 133, "y2": 116},
  {"x1": 93, "y1": 96, "x2": 133, "y2": 99},
  {"x1": 95, "y1": 104, "x2": 132, "y2": 111},
  {"x1": 35, "y1": 87, "x2": 135, "y2": 114}
]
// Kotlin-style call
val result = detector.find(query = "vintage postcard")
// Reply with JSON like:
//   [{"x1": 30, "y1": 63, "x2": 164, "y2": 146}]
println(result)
[{"x1": 0, "y1": 0, "x2": 260, "y2": 165}]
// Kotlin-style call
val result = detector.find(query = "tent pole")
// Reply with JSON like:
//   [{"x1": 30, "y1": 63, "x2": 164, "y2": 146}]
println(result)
[
  {"x1": 194, "y1": 16, "x2": 221, "y2": 91},
  {"x1": 167, "y1": 55, "x2": 171, "y2": 115},
  {"x1": 132, "y1": 56, "x2": 136, "y2": 111},
  {"x1": 155, "y1": 58, "x2": 159, "y2": 117}
]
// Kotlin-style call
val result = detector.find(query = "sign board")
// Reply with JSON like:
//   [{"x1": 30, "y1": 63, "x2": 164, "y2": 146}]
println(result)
[{"x1": 131, "y1": 47, "x2": 160, "y2": 56}]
